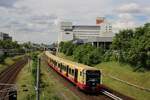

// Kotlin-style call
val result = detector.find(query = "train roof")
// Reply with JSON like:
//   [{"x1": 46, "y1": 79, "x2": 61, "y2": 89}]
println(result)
[{"x1": 45, "y1": 51, "x2": 98, "y2": 70}]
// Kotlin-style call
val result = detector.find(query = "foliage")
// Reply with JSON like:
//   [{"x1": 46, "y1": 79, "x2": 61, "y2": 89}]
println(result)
[
  {"x1": 0, "y1": 40, "x2": 26, "y2": 57},
  {"x1": 0, "y1": 55, "x2": 6, "y2": 63},
  {"x1": 111, "y1": 23, "x2": 150, "y2": 69},
  {"x1": 59, "y1": 42, "x2": 104, "y2": 66},
  {"x1": 86, "y1": 48, "x2": 104, "y2": 65},
  {"x1": 31, "y1": 52, "x2": 38, "y2": 84},
  {"x1": 73, "y1": 44, "x2": 95, "y2": 64},
  {"x1": 0, "y1": 40, "x2": 20, "y2": 49}
]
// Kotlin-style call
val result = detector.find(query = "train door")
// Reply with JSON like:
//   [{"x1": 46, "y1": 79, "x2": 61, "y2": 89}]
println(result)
[
  {"x1": 74, "y1": 69, "x2": 78, "y2": 82},
  {"x1": 66, "y1": 65, "x2": 69, "y2": 76}
]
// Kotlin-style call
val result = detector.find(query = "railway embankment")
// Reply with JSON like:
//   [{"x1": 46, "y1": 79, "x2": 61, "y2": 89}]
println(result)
[
  {"x1": 0, "y1": 55, "x2": 24, "y2": 73},
  {"x1": 16, "y1": 52, "x2": 39, "y2": 100},
  {"x1": 0, "y1": 56, "x2": 28, "y2": 99},
  {"x1": 16, "y1": 58, "x2": 36, "y2": 100}
]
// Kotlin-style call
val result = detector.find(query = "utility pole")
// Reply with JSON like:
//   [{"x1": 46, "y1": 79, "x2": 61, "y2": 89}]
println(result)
[{"x1": 36, "y1": 57, "x2": 40, "y2": 100}]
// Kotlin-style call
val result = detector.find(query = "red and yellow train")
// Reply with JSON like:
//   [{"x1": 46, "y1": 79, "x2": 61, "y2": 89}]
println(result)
[{"x1": 44, "y1": 51, "x2": 102, "y2": 93}]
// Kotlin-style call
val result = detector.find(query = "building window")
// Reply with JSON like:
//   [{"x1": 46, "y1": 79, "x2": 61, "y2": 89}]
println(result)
[{"x1": 65, "y1": 32, "x2": 70, "y2": 34}]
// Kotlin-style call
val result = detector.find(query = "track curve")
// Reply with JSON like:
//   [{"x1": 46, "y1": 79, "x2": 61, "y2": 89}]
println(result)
[{"x1": 0, "y1": 56, "x2": 28, "y2": 100}]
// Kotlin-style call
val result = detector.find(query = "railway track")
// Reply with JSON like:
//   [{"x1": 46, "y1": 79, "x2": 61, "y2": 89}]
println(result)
[
  {"x1": 100, "y1": 84, "x2": 134, "y2": 100},
  {"x1": 0, "y1": 56, "x2": 28, "y2": 100},
  {"x1": 101, "y1": 90, "x2": 122, "y2": 100},
  {"x1": 43, "y1": 56, "x2": 133, "y2": 100}
]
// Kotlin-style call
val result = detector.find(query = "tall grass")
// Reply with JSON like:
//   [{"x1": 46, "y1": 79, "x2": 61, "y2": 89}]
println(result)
[{"x1": 31, "y1": 52, "x2": 39, "y2": 85}]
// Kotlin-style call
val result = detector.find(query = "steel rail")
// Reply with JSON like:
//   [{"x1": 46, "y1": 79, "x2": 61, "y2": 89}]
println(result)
[{"x1": 101, "y1": 90, "x2": 123, "y2": 100}]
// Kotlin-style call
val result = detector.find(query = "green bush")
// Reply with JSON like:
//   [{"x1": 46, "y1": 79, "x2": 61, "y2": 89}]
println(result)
[
  {"x1": 84, "y1": 48, "x2": 103, "y2": 66},
  {"x1": 111, "y1": 23, "x2": 150, "y2": 69},
  {"x1": 73, "y1": 44, "x2": 95, "y2": 63},
  {"x1": 60, "y1": 42, "x2": 106, "y2": 66}
]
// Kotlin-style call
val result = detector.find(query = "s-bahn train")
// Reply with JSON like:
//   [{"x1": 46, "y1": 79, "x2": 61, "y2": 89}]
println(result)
[{"x1": 44, "y1": 51, "x2": 102, "y2": 93}]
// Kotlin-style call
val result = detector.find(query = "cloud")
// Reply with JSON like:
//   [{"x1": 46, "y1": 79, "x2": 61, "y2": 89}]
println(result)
[
  {"x1": 0, "y1": 6, "x2": 58, "y2": 43},
  {"x1": 112, "y1": 14, "x2": 136, "y2": 32},
  {"x1": 116, "y1": 3, "x2": 141, "y2": 14},
  {"x1": 113, "y1": 2, "x2": 150, "y2": 31},
  {"x1": 0, "y1": 0, "x2": 149, "y2": 43},
  {"x1": 0, "y1": 0, "x2": 17, "y2": 8},
  {"x1": 115, "y1": 2, "x2": 150, "y2": 15}
]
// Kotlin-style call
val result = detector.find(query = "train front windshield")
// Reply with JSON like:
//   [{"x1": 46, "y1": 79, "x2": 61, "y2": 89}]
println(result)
[{"x1": 86, "y1": 70, "x2": 100, "y2": 87}]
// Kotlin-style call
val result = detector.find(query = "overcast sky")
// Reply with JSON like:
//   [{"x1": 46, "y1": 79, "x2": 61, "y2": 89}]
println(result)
[{"x1": 0, "y1": 0, "x2": 149, "y2": 43}]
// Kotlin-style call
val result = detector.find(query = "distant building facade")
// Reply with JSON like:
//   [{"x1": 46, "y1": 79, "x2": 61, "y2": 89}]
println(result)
[
  {"x1": 0, "y1": 32, "x2": 12, "y2": 57},
  {"x1": 0, "y1": 32, "x2": 12, "y2": 41},
  {"x1": 60, "y1": 17, "x2": 115, "y2": 49}
]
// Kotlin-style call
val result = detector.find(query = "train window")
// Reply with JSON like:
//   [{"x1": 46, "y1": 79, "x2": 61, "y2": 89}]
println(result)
[
  {"x1": 69, "y1": 68, "x2": 71, "y2": 74},
  {"x1": 64, "y1": 66, "x2": 66, "y2": 71},
  {"x1": 80, "y1": 71, "x2": 82, "y2": 76},
  {"x1": 63, "y1": 65, "x2": 66, "y2": 71},
  {"x1": 72, "y1": 69, "x2": 74, "y2": 75},
  {"x1": 58, "y1": 63, "x2": 60, "y2": 68},
  {"x1": 62, "y1": 65, "x2": 64, "y2": 70},
  {"x1": 70, "y1": 69, "x2": 72, "y2": 75},
  {"x1": 58, "y1": 65, "x2": 62, "y2": 68},
  {"x1": 64, "y1": 65, "x2": 66, "y2": 71}
]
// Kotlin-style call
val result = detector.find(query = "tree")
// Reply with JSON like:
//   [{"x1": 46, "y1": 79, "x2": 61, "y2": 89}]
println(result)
[
  {"x1": 87, "y1": 48, "x2": 103, "y2": 65},
  {"x1": 73, "y1": 44, "x2": 95, "y2": 64},
  {"x1": 66, "y1": 43, "x2": 76, "y2": 56},
  {"x1": 111, "y1": 23, "x2": 150, "y2": 69}
]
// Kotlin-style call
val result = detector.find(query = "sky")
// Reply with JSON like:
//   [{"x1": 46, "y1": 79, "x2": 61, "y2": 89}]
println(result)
[{"x1": 0, "y1": 0, "x2": 149, "y2": 44}]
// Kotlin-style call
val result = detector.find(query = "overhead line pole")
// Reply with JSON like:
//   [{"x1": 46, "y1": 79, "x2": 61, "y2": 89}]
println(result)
[{"x1": 36, "y1": 57, "x2": 40, "y2": 100}]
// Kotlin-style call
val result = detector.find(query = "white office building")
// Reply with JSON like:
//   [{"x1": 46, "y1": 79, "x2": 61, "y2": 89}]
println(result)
[{"x1": 59, "y1": 17, "x2": 115, "y2": 48}]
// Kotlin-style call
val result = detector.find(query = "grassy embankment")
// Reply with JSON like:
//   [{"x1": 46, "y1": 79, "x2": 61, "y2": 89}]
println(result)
[
  {"x1": 58, "y1": 53, "x2": 150, "y2": 100},
  {"x1": 0, "y1": 55, "x2": 23, "y2": 72},
  {"x1": 16, "y1": 60, "x2": 35, "y2": 100},
  {"x1": 16, "y1": 52, "x2": 39, "y2": 100}
]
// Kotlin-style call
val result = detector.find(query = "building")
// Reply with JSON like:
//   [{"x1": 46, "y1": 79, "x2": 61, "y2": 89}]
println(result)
[
  {"x1": 0, "y1": 32, "x2": 12, "y2": 41},
  {"x1": 0, "y1": 32, "x2": 12, "y2": 57},
  {"x1": 60, "y1": 17, "x2": 114, "y2": 48}
]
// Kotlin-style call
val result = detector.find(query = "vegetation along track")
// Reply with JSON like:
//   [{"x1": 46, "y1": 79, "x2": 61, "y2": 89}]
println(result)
[
  {"x1": 43, "y1": 56, "x2": 134, "y2": 100},
  {"x1": 0, "y1": 56, "x2": 28, "y2": 100}
]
